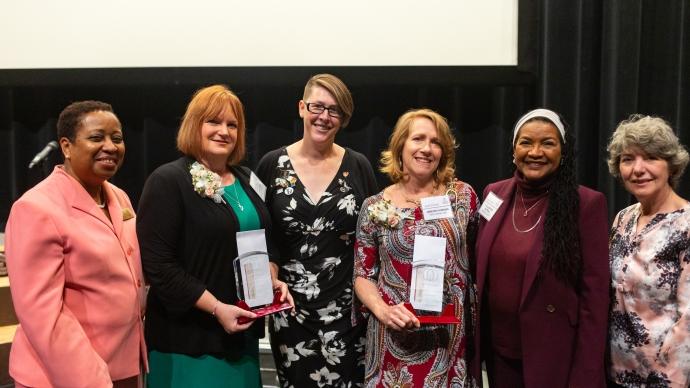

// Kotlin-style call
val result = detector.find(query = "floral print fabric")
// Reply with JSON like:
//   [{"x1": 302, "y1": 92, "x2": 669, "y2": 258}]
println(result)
[
  {"x1": 354, "y1": 181, "x2": 479, "y2": 388},
  {"x1": 609, "y1": 203, "x2": 690, "y2": 388},
  {"x1": 259, "y1": 148, "x2": 376, "y2": 388}
]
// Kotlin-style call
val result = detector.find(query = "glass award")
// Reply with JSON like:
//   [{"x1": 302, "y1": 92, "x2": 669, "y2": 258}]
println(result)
[
  {"x1": 233, "y1": 229, "x2": 291, "y2": 323},
  {"x1": 233, "y1": 250, "x2": 292, "y2": 323},
  {"x1": 407, "y1": 235, "x2": 460, "y2": 325}
]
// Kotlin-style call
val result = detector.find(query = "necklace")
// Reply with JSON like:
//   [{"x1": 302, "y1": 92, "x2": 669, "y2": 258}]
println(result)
[
  {"x1": 519, "y1": 189, "x2": 547, "y2": 217},
  {"x1": 399, "y1": 182, "x2": 438, "y2": 206},
  {"x1": 512, "y1": 197, "x2": 541, "y2": 233},
  {"x1": 225, "y1": 182, "x2": 244, "y2": 211},
  {"x1": 96, "y1": 192, "x2": 106, "y2": 209}
]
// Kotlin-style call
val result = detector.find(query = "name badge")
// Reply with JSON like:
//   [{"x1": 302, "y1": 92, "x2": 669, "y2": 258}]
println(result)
[
  {"x1": 478, "y1": 191, "x2": 504, "y2": 221},
  {"x1": 235, "y1": 229, "x2": 273, "y2": 307},
  {"x1": 410, "y1": 235, "x2": 446, "y2": 312},
  {"x1": 421, "y1": 195, "x2": 454, "y2": 220},
  {"x1": 249, "y1": 172, "x2": 267, "y2": 201}
]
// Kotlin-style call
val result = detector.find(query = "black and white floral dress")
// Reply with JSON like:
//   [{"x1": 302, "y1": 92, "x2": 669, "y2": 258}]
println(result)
[{"x1": 256, "y1": 147, "x2": 378, "y2": 388}]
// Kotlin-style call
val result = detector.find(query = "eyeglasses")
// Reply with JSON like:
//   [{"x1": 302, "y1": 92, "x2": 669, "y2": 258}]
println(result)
[{"x1": 305, "y1": 102, "x2": 343, "y2": 119}]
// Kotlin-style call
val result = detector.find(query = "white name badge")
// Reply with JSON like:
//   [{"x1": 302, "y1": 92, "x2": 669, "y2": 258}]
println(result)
[
  {"x1": 478, "y1": 191, "x2": 504, "y2": 221},
  {"x1": 410, "y1": 235, "x2": 446, "y2": 312},
  {"x1": 249, "y1": 172, "x2": 267, "y2": 201},
  {"x1": 236, "y1": 229, "x2": 273, "y2": 307},
  {"x1": 421, "y1": 195, "x2": 454, "y2": 220}
]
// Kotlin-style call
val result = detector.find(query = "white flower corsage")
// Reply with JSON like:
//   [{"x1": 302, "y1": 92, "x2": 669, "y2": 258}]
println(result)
[
  {"x1": 367, "y1": 199, "x2": 405, "y2": 229},
  {"x1": 189, "y1": 161, "x2": 224, "y2": 203}
]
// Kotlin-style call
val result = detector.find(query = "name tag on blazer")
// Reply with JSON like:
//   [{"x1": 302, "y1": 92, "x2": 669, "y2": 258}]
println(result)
[
  {"x1": 478, "y1": 191, "x2": 503, "y2": 221},
  {"x1": 250, "y1": 172, "x2": 267, "y2": 201}
]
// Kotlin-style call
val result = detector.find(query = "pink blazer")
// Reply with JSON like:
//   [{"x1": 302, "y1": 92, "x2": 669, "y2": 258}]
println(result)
[
  {"x1": 6, "y1": 166, "x2": 146, "y2": 388},
  {"x1": 473, "y1": 177, "x2": 609, "y2": 388}
]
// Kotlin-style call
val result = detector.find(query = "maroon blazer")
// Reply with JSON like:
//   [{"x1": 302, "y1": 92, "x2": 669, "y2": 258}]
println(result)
[{"x1": 472, "y1": 177, "x2": 609, "y2": 388}]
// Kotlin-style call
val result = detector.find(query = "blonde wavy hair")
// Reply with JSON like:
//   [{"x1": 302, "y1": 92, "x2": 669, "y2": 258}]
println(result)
[{"x1": 380, "y1": 108, "x2": 456, "y2": 185}]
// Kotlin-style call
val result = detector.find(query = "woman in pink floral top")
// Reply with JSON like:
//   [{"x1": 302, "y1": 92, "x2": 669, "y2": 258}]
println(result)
[
  {"x1": 354, "y1": 108, "x2": 479, "y2": 387},
  {"x1": 607, "y1": 115, "x2": 690, "y2": 388}
]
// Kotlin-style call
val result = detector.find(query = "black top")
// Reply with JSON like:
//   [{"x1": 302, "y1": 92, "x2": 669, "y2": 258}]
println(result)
[
  {"x1": 137, "y1": 156, "x2": 275, "y2": 356},
  {"x1": 256, "y1": 147, "x2": 378, "y2": 310}
]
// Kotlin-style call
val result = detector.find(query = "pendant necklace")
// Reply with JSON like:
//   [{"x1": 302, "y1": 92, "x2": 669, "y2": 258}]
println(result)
[
  {"x1": 519, "y1": 189, "x2": 547, "y2": 216},
  {"x1": 226, "y1": 182, "x2": 244, "y2": 211},
  {"x1": 512, "y1": 189, "x2": 545, "y2": 233},
  {"x1": 96, "y1": 191, "x2": 107, "y2": 209}
]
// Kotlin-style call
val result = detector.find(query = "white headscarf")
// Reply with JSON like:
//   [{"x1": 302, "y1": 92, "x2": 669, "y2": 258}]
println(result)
[{"x1": 512, "y1": 108, "x2": 565, "y2": 144}]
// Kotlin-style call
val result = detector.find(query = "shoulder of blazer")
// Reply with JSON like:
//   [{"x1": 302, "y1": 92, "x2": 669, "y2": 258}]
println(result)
[
  {"x1": 577, "y1": 184, "x2": 605, "y2": 202},
  {"x1": 483, "y1": 177, "x2": 515, "y2": 198}
]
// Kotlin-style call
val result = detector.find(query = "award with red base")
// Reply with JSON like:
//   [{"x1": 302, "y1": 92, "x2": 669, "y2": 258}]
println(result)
[
  {"x1": 233, "y1": 250, "x2": 292, "y2": 324},
  {"x1": 237, "y1": 291, "x2": 292, "y2": 324},
  {"x1": 403, "y1": 302, "x2": 460, "y2": 325}
]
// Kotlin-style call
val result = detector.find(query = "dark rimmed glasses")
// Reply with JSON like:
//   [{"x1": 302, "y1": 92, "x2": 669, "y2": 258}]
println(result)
[{"x1": 305, "y1": 102, "x2": 343, "y2": 119}]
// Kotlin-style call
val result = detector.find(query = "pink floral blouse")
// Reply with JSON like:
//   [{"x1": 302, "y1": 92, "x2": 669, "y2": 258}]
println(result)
[{"x1": 609, "y1": 203, "x2": 690, "y2": 388}]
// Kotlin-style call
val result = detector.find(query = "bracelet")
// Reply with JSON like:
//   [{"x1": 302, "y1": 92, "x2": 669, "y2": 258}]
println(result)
[{"x1": 211, "y1": 300, "x2": 220, "y2": 317}]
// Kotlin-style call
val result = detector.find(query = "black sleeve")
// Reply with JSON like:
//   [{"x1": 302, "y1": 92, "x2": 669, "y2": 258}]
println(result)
[
  {"x1": 136, "y1": 164, "x2": 206, "y2": 314},
  {"x1": 255, "y1": 149, "x2": 280, "y2": 204},
  {"x1": 254, "y1": 149, "x2": 283, "y2": 265},
  {"x1": 350, "y1": 149, "x2": 379, "y2": 198}
]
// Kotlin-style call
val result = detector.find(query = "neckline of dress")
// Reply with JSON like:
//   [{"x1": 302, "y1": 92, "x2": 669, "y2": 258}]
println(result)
[{"x1": 282, "y1": 147, "x2": 349, "y2": 205}]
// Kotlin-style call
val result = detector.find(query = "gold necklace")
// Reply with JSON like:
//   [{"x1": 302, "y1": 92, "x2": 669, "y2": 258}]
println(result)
[
  {"x1": 399, "y1": 183, "x2": 438, "y2": 206},
  {"x1": 512, "y1": 198, "x2": 541, "y2": 233},
  {"x1": 518, "y1": 189, "x2": 548, "y2": 217}
]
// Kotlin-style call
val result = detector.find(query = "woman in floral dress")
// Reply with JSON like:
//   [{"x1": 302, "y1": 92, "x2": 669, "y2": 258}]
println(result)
[
  {"x1": 256, "y1": 74, "x2": 377, "y2": 387},
  {"x1": 607, "y1": 115, "x2": 690, "y2": 388},
  {"x1": 354, "y1": 108, "x2": 478, "y2": 388}
]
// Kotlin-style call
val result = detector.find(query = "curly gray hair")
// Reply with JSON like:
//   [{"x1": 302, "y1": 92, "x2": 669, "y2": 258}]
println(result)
[{"x1": 607, "y1": 114, "x2": 689, "y2": 188}]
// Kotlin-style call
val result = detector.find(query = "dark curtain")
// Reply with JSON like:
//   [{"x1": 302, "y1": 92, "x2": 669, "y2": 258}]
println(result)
[
  {"x1": 536, "y1": 0, "x2": 690, "y2": 217},
  {"x1": 0, "y1": 0, "x2": 688, "y2": 227}
]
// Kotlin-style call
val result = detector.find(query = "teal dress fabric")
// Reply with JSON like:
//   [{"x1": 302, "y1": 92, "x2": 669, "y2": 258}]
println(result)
[{"x1": 147, "y1": 182, "x2": 262, "y2": 388}]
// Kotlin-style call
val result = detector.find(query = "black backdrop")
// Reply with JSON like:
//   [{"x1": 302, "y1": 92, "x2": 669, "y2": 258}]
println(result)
[{"x1": 1, "y1": 0, "x2": 688, "y2": 228}]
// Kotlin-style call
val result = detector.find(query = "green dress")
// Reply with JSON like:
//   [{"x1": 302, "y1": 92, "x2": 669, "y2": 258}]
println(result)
[{"x1": 147, "y1": 181, "x2": 262, "y2": 388}]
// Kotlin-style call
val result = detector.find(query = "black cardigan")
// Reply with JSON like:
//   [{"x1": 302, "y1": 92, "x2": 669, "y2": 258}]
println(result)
[{"x1": 137, "y1": 156, "x2": 275, "y2": 356}]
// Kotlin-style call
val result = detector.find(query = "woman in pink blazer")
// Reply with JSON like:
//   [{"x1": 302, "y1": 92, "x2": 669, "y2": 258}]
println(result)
[
  {"x1": 472, "y1": 109, "x2": 610, "y2": 387},
  {"x1": 5, "y1": 101, "x2": 146, "y2": 388}
]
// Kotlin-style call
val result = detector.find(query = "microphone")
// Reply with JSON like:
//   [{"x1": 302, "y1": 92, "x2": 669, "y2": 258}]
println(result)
[{"x1": 28, "y1": 141, "x2": 59, "y2": 169}]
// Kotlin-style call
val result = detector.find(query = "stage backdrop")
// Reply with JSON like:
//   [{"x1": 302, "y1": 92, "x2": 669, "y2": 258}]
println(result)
[{"x1": 0, "y1": 0, "x2": 688, "y2": 229}]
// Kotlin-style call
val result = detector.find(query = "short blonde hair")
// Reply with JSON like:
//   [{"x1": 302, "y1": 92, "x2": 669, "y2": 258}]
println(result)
[
  {"x1": 380, "y1": 108, "x2": 456, "y2": 185},
  {"x1": 303, "y1": 74, "x2": 354, "y2": 128},
  {"x1": 177, "y1": 85, "x2": 246, "y2": 165},
  {"x1": 607, "y1": 114, "x2": 689, "y2": 188}
]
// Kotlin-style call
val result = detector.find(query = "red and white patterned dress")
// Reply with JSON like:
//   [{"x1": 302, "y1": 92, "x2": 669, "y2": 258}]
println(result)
[{"x1": 354, "y1": 180, "x2": 479, "y2": 388}]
